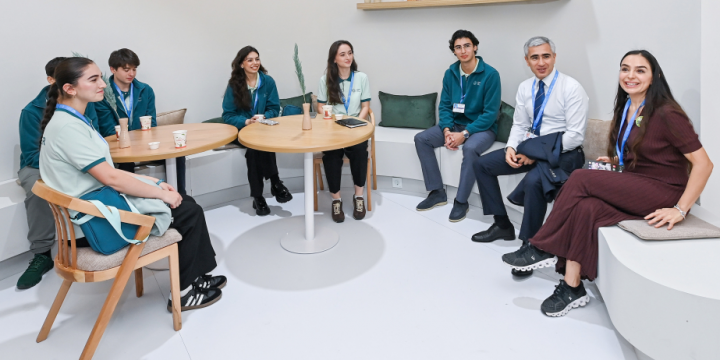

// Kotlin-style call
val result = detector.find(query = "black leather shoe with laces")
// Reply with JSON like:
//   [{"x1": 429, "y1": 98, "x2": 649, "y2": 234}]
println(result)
[
  {"x1": 471, "y1": 223, "x2": 516, "y2": 242},
  {"x1": 271, "y1": 180, "x2": 293, "y2": 203},
  {"x1": 541, "y1": 280, "x2": 589, "y2": 317},
  {"x1": 253, "y1": 196, "x2": 271, "y2": 216}
]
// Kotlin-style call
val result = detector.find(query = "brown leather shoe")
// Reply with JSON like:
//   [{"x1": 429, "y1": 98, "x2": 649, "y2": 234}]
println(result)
[
  {"x1": 353, "y1": 196, "x2": 366, "y2": 220},
  {"x1": 331, "y1": 199, "x2": 345, "y2": 223}
]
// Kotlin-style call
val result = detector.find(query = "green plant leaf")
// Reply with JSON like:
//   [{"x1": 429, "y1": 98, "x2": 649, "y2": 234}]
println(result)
[{"x1": 293, "y1": 43, "x2": 307, "y2": 103}]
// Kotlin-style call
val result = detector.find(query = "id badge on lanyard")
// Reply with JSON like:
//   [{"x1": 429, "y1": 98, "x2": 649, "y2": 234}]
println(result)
[{"x1": 454, "y1": 75, "x2": 469, "y2": 113}]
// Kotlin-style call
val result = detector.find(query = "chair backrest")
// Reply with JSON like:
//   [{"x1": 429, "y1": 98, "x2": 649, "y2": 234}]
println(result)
[
  {"x1": 32, "y1": 180, "x2": 155, "y2": 270},
  {"x1": 157, "y1": 109, "x2": 187, "y2": 126}
]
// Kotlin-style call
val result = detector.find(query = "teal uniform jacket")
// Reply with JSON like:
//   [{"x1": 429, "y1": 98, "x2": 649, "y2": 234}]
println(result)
[
  {"x1": 95, "y1": 75, "x2": 157, "y2": 136},
  {"x1": 438, "y1": 56, "x2": 501, "y2": 135},
  {"x1": 19, "y1": 86, "x2": 100, "y2": 169},
  {"x1": 222, "y1": 72, "x2": 280, "y2": 130}
]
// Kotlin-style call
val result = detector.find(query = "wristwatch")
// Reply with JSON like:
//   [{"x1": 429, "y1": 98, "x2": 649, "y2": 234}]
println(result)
[{"x1": 462, "y1": 130, "x2": 470, "y2": 139}]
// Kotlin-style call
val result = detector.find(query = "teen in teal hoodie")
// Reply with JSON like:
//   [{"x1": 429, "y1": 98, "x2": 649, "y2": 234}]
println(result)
[
  {"x1": 222, "y1": 46, "x2": 291, "y2": 216},
  {"x1": 95, "y1": 75, "x2": 157, "y2": 136},
  {"x1": 415, "y1": 30, "x2": 501, "y2": 222}
]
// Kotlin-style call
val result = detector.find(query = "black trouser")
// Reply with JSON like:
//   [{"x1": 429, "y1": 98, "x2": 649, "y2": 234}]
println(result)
[
  {"x1": 322, "y1": 141, "x2": 368, "y2": 194},
  {"x1": 246, "y1": 149, "x2": 279, "y2": 198},
  {"x1": 117, "y1": 157, "x2": 187, "y2": 195},
  {"x1": 473, "y1": 148, "x2": 584, "y2": 242},
  {"x1": 75, "y1": 194, "x2": 216, "y2": 289}
]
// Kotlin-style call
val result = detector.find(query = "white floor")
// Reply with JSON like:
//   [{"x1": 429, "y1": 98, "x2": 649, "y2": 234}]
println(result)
[{"x1": 0, "y1": 189, "x2": 640, "y2": 360}]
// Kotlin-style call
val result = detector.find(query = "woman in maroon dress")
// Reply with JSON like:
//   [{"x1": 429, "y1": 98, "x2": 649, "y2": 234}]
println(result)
[{"x1": 502, "y1": 50, "x2": 713, "y2": 317}]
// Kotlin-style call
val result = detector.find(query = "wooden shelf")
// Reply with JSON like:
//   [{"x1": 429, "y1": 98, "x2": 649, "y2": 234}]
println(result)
[{"x1": 357, "y1": 0, "x2": 534, "y2": 10}]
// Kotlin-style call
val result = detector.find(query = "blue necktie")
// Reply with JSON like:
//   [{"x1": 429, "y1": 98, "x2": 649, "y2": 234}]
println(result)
[{"x1": 533, "y1": 81, "x2": 545, "y2": 135}]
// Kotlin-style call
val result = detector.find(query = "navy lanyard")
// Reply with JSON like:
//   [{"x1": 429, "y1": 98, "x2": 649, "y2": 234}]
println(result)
[
  {"x1": 530, "y1": 70, "x2": 559, "y2": 134},
  {"x1": 459, "y1": 74, "x2": 470, "y2": 104},
  {"x1": 252, "y1": 75, "x2": 262, "y2": 114},
  {"x1": 55, "y1": 104, "x2": 107, "y2": 144},
  {"x1": 113, "y1": 82, "x2": 133, "y2": 119},
  {"x1": 341, "y1": 72, "x2": 355, "y2": 114},
  {"x1": 615, "y1": 98, "x2": 645, "y2": 166}
]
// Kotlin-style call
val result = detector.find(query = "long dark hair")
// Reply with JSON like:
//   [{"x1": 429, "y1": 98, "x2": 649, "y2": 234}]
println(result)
[
  {"x1": 607, "y1": 50, "x2": 690, "y2": 169},
  {"x1": 325, "y1": 40, "x2": 358, "y2": 105},
  {"x1": 228, "y1": 46, "x2": 267, "y2": 111},
  {"x1": 40, "y1": 57, "x2": 95, "y2": 146}
]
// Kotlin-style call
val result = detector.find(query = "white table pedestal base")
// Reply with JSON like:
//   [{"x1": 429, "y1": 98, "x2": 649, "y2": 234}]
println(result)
[
  {"x1": 280, "y1": 227, "x2": 339, "y2": 254},
  {"x1": 165, "y1": 157, "x2": 178, "y2": 189}
]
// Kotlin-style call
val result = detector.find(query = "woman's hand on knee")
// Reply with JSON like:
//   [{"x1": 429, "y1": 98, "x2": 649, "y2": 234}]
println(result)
[
  {"x1": 160, "y1": 190, "x2": 183, "y2": 209},
  {"x1": 645, "y1": 208, "x2": 684, "y2": 230}
]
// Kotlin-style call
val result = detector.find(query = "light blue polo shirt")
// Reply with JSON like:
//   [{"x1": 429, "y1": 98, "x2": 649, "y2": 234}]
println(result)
[{"x1": 317, "y1": 71, "x2": 371, "y2": 117}]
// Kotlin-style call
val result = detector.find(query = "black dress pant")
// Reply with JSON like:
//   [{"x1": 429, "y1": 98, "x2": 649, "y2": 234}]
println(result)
[
  {"x1": 473, "y1": 148, "x2": 584, "y2": 242},
  {"x1": 75, "y1": 194, "x2": 216, "y2": 290},
  {"x1": 322, "y1": 141, "x2": 368, "y2": 194},
  {"x1": 170, "y1": 195, "x2": 217, "y2": 289},
  {"x1": 246, "y1": 149, "x2": 279, "y2": 198}
]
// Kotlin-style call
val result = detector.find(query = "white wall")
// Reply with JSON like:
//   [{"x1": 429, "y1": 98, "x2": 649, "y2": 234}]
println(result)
[
  {"x1": 0, "y1": 0, "x2": 700, "y2": 182},
  {"x1": 701, "y1": 0, "x2": 720, "y2": 214}
]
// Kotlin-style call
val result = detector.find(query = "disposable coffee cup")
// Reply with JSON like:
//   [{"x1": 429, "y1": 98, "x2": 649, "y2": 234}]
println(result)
[
  {"x1": 140, "y1": 116, "x2": 152, "y2": 130},
  {"x1": 115, "y1": 125, "x2": 121, "y2": 140},
  {"x1": 148, "y1": 142, "x2": 160, "y2": 150},
  {"x1": 322, "y1": 105, "x2": 333, "y2": 119},
  {"x1": 257, "y1": 114, "x2": 265, "y2": 121},
  {"x1": 172, "y1": 130, "x2": 187, "y2": 149},
  {"x1": 335, "y1": 114, "x2": 344, "y2": 120}
]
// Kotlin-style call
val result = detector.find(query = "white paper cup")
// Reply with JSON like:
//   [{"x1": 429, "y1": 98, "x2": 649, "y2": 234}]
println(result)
[
  {"x1": 257, "y1": 114, "x2": 265, "y2": 121},
  {"x1": 322, "y1": 105, "x2": 333, "y2": 119},
  {"x1": 140, "y1": 116, "x2": 152, "y2": 130},
  {"x1": 115, "y1": 125, "x2": 121, "y2": 140},
  {"x1": 335, "y1": 114, "x2": 344, "y2": 120},
  {"x1": 172, "y1": 130, "x2": 187, "y2": 149},
  {"x1": 148, "y1": 142, "x2": 160, "y2": 150}
]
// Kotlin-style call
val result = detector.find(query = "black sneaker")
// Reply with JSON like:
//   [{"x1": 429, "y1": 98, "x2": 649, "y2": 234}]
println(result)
[
  {"x1": 196, "y1": 274, "x2": 227, "y2": 290},
  {"x1": 541, "y1": 280, "x2": 590, "y2": 317},
  {"x1": 271, "y1": 180, "x2": 293, "y2": 203},
  {"x1": 416, "y1": 189, "x2": 447, "y2": 211},
  {"x1": 252, "y1": 196, "x2": 271, "y2": 216},
  {"x1": 448, "y1": 199, "x2": 469, "y2": 222},
  {"x1": 17, "y1": 253, "x2": 54, "y2": 290},
  {"x1": 167, "y1": 283, "x2": 223, "y2": 312},
  {"x1": 501, "y1": 243, "x2": 557, "y2": 272}
]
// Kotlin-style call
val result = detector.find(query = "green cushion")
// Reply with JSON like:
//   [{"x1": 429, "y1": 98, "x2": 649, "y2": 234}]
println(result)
[
  {"x1": 202, "y1": 117, "x2": 223, "y2": 124},
  {"x1": 495, "y1": 101, "x2": 514, "y2": 143},
  {"x1": 378, "y1": 91, "x2": 437, "y2": 129},
  {"x1": 280, "y1": 93, "x2": 313, "y2": 109}
]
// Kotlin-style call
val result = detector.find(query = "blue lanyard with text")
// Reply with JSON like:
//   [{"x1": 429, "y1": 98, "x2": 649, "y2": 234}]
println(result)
[
  {"x1": 615, "y1": 98, "x2": 645, "y2": 167},
  {"x1": 459, "y1": 74, "x2": 470, "y2": 104},
  {"x1": 530, "y1": 70, "x2": 559, "y2": 134},
  {"x1": 252, "y1": 75, "x2": 262, "y2": 114},
  {"x1": 341, "y1": 72, "x2": 355, "y2": 114},
  {"x1": 55, "y1": 104, "x2": 107, "y2": 145},
  {"x1": 113, "y1": 82, "x2": 134, "y2": 119}
]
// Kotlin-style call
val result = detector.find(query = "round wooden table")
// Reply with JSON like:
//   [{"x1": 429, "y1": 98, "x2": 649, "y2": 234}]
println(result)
[
  {"x1": 238, "y1": 114, "x2": 374, "y2": 254},
  {"x1": 105, "y1": 123, "x2": 239, "y2": 189}
]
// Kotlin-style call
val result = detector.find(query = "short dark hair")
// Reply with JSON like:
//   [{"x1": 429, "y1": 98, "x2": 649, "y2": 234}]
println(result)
[
  {"x1": 448, "y1": 30, "x2": 479, "y2": 55},
  {"x1": 108, "y1": 48, "x2": 140, "y2": 69},
  {"x1": 45, "y1": 57, "x2": 67, "y2": 77}
]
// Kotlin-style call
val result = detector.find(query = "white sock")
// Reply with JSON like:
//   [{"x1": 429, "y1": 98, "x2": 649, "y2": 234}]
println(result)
[
  {"x1": 333, "y1": 198, "x2": 341, "y2": 202},
  {"x1": 169, "y1": 285, "x2": 192, "y2": 300}
]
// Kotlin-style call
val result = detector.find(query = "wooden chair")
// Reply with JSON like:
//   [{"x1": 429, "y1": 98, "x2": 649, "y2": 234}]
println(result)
[
  {"x1": 32, "y1": 180, "x2": 183, "y2": 360},
  {"x1": 313, "y1": 109, "x2": 377, "y2": 211}
]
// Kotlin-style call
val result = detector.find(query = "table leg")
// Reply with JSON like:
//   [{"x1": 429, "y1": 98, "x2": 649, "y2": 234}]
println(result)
[
  {"x1": 280, "y1": 152, "x2": 338, "y2": 254},
  {"x1": 165, "y1": 157, "x2": 178, "y2": 189}
]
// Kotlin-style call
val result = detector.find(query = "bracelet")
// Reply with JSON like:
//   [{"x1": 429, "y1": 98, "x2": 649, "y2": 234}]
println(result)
[
  {"x1": 156, "y1": 179, "x2": 165, "y2": 186},
  {"x1": 673, "y1": 204, "x2": 686, "y2": 219}
]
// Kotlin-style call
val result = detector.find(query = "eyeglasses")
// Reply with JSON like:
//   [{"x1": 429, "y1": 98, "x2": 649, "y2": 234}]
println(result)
[{"x1": 454, "y1": 43, "x2": 473, "y2": 51}]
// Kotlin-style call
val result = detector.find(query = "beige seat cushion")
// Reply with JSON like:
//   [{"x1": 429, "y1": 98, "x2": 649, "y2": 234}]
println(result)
[
  {"x1": 582, "y1": 119, "x2": 611, "y2": 161},
  {"x1": 618, "y1": 214, "x2": 720, "y2": 241},
  {"x1": 75, "y1": 229, "x2": 182, "y2": 271},
  {"x1": 156, "y1": 109, "x2": 187, "y2": 126}
]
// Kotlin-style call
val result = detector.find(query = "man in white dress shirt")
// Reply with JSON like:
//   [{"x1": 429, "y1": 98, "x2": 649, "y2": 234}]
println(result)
[{"x1": 471, "y1": 36, "x2": 589, "y2": 276}]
